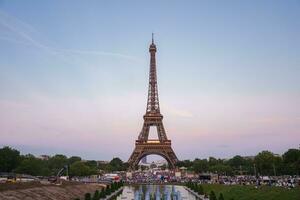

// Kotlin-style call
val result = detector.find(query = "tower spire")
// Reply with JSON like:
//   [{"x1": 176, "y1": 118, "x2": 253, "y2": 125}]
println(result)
[
  {"x1": 147, "y1": 33, "x2": 159, "y2": 113},
  {"x1": 152, "y1": 33, "x2": 154, "y2": 44}
]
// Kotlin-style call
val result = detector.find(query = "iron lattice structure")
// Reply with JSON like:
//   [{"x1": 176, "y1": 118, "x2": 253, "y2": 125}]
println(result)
[{"x1": 128, "y1": 36, "x2": 178, "y2": 169}]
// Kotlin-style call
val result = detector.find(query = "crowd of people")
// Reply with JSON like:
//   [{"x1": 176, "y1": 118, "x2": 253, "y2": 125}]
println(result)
[
  {"x1": 122, "y1": 169, "x2": 300, "y2": 189},
  {"x1": 203, "y1": 175, "x2": 299, "y2": 189}
]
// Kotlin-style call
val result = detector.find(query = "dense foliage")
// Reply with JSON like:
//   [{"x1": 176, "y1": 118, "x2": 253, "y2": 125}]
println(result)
[
  {"x1": 176, "y1": 149, "x2": 300, "y2": 176},
  {"x1": 0, "y1": 146, "x2": 299, "y2": 176},
  {"x1": 0, "y1": 146, "x2": 128, "y2": 176}
]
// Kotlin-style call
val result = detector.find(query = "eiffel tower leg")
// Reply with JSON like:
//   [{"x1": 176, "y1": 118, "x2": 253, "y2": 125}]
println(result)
[{"x1": 128, "y1": 142, "x2": 178, "y2": 170}]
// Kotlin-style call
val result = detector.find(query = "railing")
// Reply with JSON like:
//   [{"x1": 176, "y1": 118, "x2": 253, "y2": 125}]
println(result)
[
  {"x1": 135, "y1": 140, "x2": 172, "y2": 145},
  {"x1": 184, "y1": 186, "x2": 207, "y2": 200},
  {"x1": 101, "y1": 187, "x2": 123, "y2": 200}
]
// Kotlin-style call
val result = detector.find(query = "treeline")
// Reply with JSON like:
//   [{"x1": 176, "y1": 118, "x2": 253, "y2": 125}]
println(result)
[
  {"x1": 0, "y1": 146, "x2": 299, "y2": 176},
  {"x1": 0, "y1": 146, "x2": 128, "y2": 176},
  {"x1": 176, "y1": 149, "x2": 300, "y2": 176}
]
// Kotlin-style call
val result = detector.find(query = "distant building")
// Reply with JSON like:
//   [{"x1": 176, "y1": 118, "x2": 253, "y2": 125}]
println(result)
[
  {"x1": 274, "y1": 154, "x2": 281, "y2": 158},
  {"x1": 38, "y1": 155, "x2": 50, "y2": 160},
  {"x1": 243, "y1": 156, "x2": 255, "y2": 160},
  {"x1": 97, "y1": 160, "x2": 109, "y2": 165}
]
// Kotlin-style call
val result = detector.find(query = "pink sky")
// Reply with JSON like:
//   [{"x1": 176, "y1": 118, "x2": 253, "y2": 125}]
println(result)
[{"x1": 1, "y1": 91, "x2": 299, "y2": 160}]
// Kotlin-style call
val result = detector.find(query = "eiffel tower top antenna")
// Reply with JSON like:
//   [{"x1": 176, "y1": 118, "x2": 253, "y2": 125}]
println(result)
[{"x1": 152, "y1": 32, "x2": 154, "y2": 44}]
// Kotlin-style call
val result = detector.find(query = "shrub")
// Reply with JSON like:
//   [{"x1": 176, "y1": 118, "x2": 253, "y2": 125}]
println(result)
[
  {"x1": 105, "y1": 185, "x2": 111, "y2": 195},
  {"x1": 218, "y1": 193, "x2": 224, "y2": 200},
  {"x1": 197, "y1": 185, "x2": 204, "y2": 195},
  {"x1": 209, "y1": 191, "x2": 217, "y2": 200},
  {"x1": 92, "y1": 190, "x2": 100, "y2": 200},
  {"x1": 99, "y1": 188, "x2": 105, "y2": 198},
  {"x1": 84, "y1": 193, "x2": 91, "y2": 200}
]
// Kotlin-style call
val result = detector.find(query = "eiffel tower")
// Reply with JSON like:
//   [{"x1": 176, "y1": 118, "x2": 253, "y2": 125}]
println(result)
[{"x1": 128, "y1": 35, "x2": 178, "y2": 169}]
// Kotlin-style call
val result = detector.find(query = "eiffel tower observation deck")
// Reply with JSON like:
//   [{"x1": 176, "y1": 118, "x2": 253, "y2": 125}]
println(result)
[{"x1": 128, "y1": 35, "x2": 178, "y2": 169}]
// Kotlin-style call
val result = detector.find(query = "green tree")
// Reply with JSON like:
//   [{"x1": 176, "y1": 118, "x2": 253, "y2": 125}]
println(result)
[
  {"x1": 86, "y1": 160, "x2": 97, "y2": 168},
  {"x1": 282, "y1": 149, "x2": 300, "y2": 175},
  {"x1": 68, "y1": 156, "x2": 82, "y2": 165},
  {"x1": 0, "y1": 146, "x2": 21, "y2": 172},
  {"x1": 85, "y1": 160, "x2": 98, "y2": 174},
  {"x1": 193, "y1": 159, "x2": 209, "y2": 173},
  {"x1": 209, "y1": 164, "x2": 233, "y2": 175},
  {"x1": 109, "y1": 157, "x2": 124, "y2": 171},
  {"x1": 15, "y1": 154, "x2": 50, "y2": 176},
  {"x1": 69, "y1": 161, "x2": 92, "y2": 176},
  {"x1": 254, "y1": 151, "x2": 277, "y2": 175},
  {"x1": 228, "y1": 155, "x2": 245, "y2": 169},
  {"x1": 48, "y1": 154, "x2": 68, "y2": 175},
  {"x1": 176, "y1": 160, "x2": 193, "y2": 169},
  {"x1": 208, "y1": 157, "x2": 218, "y2": 166}
]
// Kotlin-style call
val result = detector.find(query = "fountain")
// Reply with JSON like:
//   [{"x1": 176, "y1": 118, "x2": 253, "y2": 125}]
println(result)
[{"x1": 116, "y1": 185, "x2": 197, "y2": 200}]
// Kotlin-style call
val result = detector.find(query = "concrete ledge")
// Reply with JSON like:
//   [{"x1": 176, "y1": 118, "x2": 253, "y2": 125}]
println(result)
[{"x1": 184, "y1": 186, "x2": 207, "y2": 200}]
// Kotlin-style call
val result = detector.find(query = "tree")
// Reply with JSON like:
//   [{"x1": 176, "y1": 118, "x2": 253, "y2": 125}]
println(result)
[
  {"x1": 209, "y1": 164, "x2": 233, "y2": 175},
  {"x1": 283, "y1": 149, "x2": 300, "y2": 175},
  {"x1": 176, "y1": 160, "x2": 193, "y2": 169},
  {"x1": 0, "y1": 146, "x2": 21, "y2": 172},
  {"x1": 254, "y1": 151, "x2": 277, "y2": 175},
  {"x1": 85, "y1": 160, "x2": 97, "y2": 168},
  {"x1": 48, "y1": 154, "x2": 68, "y2": 174},
  {"x1": 69, "y1": 161, "x2": 92, "y2": 177},
  {"x1": 68, "y1": 156, "x2": 81, "y2": 165},
  {"x1": 208, "y1": 157, "x2": 218, "y2": 166},
  {"x1": 193, "y1": 159, "x2": 208, "y2": 173},
  {"x1": 109, "y1": 157, "x2": 124, "y2": 171},
  {"x1": 15, "y1": 154, "x2": 50, "y2": 176},
  {"x1": 228, "y1": 155, "x2": 245, "y2": 169}
]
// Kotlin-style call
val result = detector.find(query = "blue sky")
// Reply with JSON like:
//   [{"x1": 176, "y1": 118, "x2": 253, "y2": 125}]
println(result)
[{"x1": 0, "y1": 1, "x2": 299, "y2": 161}]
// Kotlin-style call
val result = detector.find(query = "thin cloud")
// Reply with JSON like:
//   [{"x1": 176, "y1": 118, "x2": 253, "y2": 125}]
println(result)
[
  {"x1": 58, "y1": 49, "x2": 142, "y2": 63},
  {"x1": 0, "y1": 35, "x2": 32, "y2": 45},
  {"x1": 0, "y1": 10, "x2": 54, "y2": 53},
  {"x1": 0, "y1": 10, "x2": 141, "y2": 64},
  {"x1": 162, "y1": 103, "x2": 194, "y2": 118}
]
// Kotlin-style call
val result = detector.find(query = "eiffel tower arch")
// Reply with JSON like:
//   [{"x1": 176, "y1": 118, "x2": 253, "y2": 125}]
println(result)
[{"x1": 128, "y1": 35, "x2": 178, "y2": 169}]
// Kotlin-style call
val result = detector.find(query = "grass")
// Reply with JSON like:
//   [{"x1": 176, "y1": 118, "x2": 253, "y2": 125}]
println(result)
[{"x1": 201, "y1": 184, "x2": 300, "y2": 200}]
